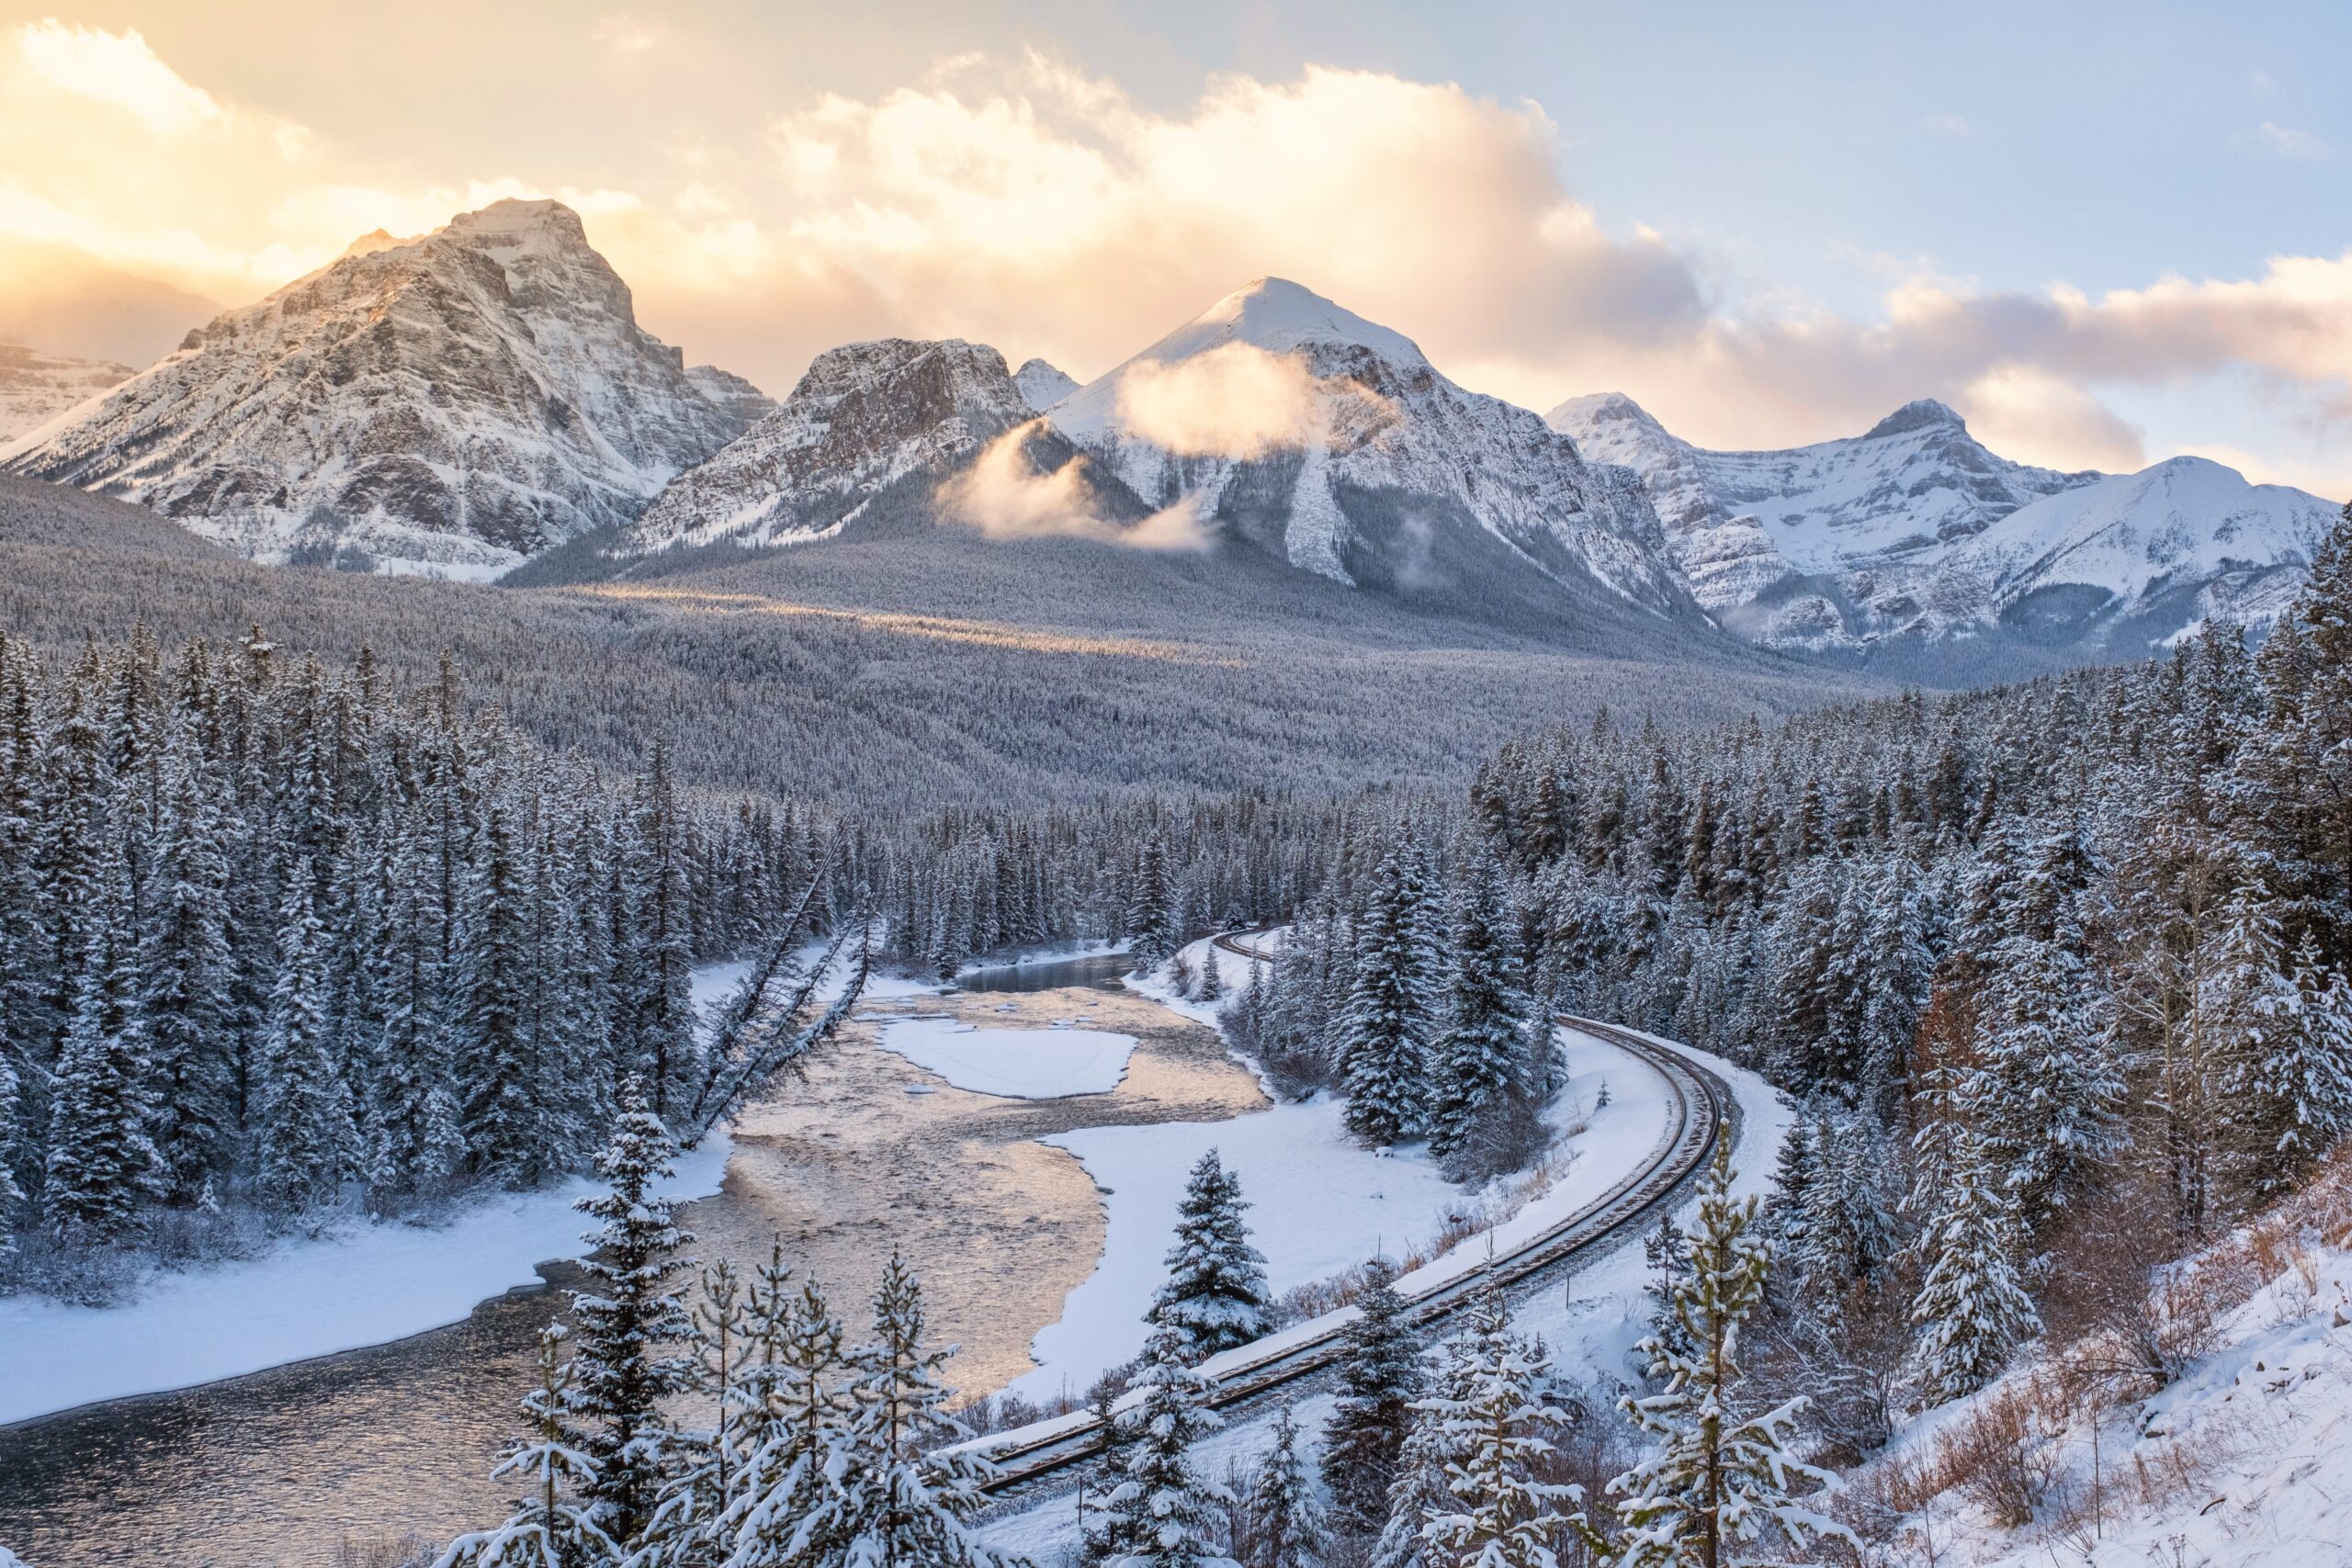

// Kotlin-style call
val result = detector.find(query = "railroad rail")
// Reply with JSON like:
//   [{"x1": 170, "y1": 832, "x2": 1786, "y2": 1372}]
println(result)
[{"x1": 966, "y1": 931, "x2": 1728, "y2": 1497}]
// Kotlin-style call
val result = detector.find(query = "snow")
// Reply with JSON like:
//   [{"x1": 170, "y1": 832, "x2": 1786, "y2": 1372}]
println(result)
[
  {"x1": 875, "y1": 1018, "x2": 1139, "y2": 1100},
  {"x1": 0, "y1": 1132, "x2": 731, "y2": 1426},
  {"x1": 980, "y1": 1026, "x2": 1793, "y2": 1553},
  {"x1": 0, "y1": 953, "x2": 908, "y2": 1427}
]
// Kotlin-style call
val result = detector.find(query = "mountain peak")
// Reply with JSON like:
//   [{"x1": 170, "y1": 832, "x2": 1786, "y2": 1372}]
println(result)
[
  {"x1": 1163, "y1": 276, "x2": 1429, "y2": 367},
  {"x1": 1014, "y1": 356, "x2": 1080, "y2": 412},
  {"x1": 1862, "y1": 398, "x2": 1966, "y2": 440}
]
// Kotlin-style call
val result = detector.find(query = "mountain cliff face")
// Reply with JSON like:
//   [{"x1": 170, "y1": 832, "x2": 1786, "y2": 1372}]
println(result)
[
  {"x1": 1013, "y1": 357, "x2": 1080, "y2": 411},
  {"x1": 1545, "y1": 390, "x2": 2335, "y2": 664},
  {"x1": 1048, "y1": 279, "x2": 1700, "y2": 620},
  {"x1": 0, "y1": 199, "x2": 767, "y2": 574},
  {"x1": 0, "y1": 344, "x2": 130, "y2": 444},
  {"x1": 628, "y1": 338, "x2": 1038, "y2": 551}
]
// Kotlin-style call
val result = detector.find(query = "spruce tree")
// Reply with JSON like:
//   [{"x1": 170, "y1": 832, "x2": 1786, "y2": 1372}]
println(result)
[
  {"x1": 1127, "y1": 838, "x2": 1181, "y2": 972},
  {"x1": 1427, "y1": 866, "x2": 1531, "y2": 1164},
  {"x1": 640, "y1": 1260, "x2": 751, "y2": 1567},
  {"x1": 1321, "y1": 1256, "x2": 1423, "y2": 1537},
  {"x1": 570, "y1": 1078, "x2": 697, "y2": 1546},
  {"x1": 1415, "y1": 1290, "x2": 1582, "y2": 1568},
  {"x1": 435, "y1": 1324, "x2": 621, "y2": 1568},
  {"x1": 1606, "y1": 1143, "x2": 1850, "y2": 1567},
  {"x1": 141, "y1": 735, "x2": 234, "y2": 1202},
  {"x1": 1090, "y1": 1325, "x2": 1239, "y2": 1568},
  {"x1": 42, "y1": 844, "x2": 160, "y2": 1243},
  {"x1": 768, "y1": 1253, "x2": 1015, "y2": 1568},
  {"x1": 1244, "y1": 1404, "x2": 1327, "y2": 1568},
  {"x1": 1638, "y1": 1213, "x2": 1692, "y2": 1371},
  {"x1": 1148, "y1": 1148, "x2": 1272, "y2": 1360},
  {"x1": 725, "y1": 1257, "x2": 853, "y2": 1565},
  {"x1": 254, "y1": 862, "x2": 356, "y2": 1211},
  {"x1": 1906, "y1": 1123, "x2": 2038, "y2": 1407},
  {"x1": 1337, "y1": 848, "x2": 1438, "y2": 1146}
]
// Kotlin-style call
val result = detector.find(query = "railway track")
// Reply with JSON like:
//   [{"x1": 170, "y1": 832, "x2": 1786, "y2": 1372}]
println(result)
[{"x1": 966, "y1": 931, "x2": 1729, "y2": 1499}]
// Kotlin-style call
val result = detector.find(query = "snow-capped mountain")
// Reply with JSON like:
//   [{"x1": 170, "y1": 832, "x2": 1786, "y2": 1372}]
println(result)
[
  {"x1": 628, "y1": 337, "x2": 1037, "y2": 552},
  {"x1": 0, "y1": 344, "x2": 130, "y2": 444},
  {"x1": 1049, "y1": 279, "x2": 1697, "y2": 618},
  {"x1": 1546, "y1": 390, "x2": 2335, "y2": 663},
  {"x1": 1013, "y1": 357, "x2": 1080, "y2": 412},
  {"x1": 1940, "y1": 456, "x2": 2335, "y2": 645},
  {"x1": 0, "y1": 199, "x2": 769, "y2": 574}
]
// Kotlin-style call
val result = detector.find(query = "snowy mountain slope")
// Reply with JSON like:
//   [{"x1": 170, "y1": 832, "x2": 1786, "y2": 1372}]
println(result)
[
  {"x1": 1941, "y1": 455, "x2": 2336, "y2": 645},
  {"x1": 1051, "y1": 279, "x2": 1701, "y2": 620},
  {"x1": 625, "y1": 337, "x2": 1042, "y2": 551},
  {"x1": 0, "y1": 343, "x2": 131, "y2": 444},
  {"x1": 1014, "y1": 356, "x2": 1080, "y2": 412},
  {"x1": 0, "y1": 199, "x2": 766, "y2": 573},
  {"x1": 1548, "y1": 390, "x2": 2340, "y2": 666}
]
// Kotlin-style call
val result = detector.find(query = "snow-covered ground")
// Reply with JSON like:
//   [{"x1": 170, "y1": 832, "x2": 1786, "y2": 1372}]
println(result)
[
  {"x1": 1851, "y1": 1176, "x2": 2352, "y2": 1568},
  {"x1": 874, "y1": 1017, "x2": 1140, "y2": 1099},
  {"x1": 0, "y1": 1134, "x2": 731, "y2": 1426},
  {"x1": 0, "y1": 951, "x2": 904, "y2": 1427},
  {"x1": 980, "y1": 1025, "x2": 1792, "y2": 1559}
]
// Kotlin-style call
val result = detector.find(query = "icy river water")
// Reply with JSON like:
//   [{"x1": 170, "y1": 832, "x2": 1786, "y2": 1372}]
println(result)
[{"x1": 0, "y1": 956, "x2": 1266, "y2": 1568}]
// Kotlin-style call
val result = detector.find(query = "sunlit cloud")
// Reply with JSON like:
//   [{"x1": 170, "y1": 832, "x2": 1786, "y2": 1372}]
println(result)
[
  {"x1": 2233, "y1": 120, "x2": 2333, "y2": 161},
  {"x1": 935, "y1": 420, "x2": 1214, "y2": 550},
  {"x1": 15, "y1": 19, "x2": 220, "y2": 135}
]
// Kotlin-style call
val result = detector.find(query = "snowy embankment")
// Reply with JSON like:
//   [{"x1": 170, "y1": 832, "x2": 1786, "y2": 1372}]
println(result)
[
  {"x1": 1849, "y1": 1165, "x2": 2352, "y2": 1568},
  {"x1": 0, "y1": 954, "x2": 894, "y2": 1427},
  {"x1": 979, "y1": 1023, "x2": 1791, "y2": 1561}
]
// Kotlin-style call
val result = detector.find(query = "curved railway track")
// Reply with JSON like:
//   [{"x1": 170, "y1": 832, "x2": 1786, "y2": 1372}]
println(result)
[{"x1": 967, "y1": 931, "x2": 1731, "y2": 1499}]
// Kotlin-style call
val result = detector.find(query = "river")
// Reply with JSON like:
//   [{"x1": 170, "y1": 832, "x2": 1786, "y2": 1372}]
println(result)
[{"x1": 0, "y1": 955, "x2": 1265, "y2": 1568}]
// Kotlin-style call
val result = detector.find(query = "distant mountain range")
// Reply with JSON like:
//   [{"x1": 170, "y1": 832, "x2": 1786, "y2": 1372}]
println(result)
[
  {"x1": 1549, "y1": 391, "x2": 2336, "y2": 672},
  {"x1": 5, "y1": 197, "x2": 2338, "y2": 679}
]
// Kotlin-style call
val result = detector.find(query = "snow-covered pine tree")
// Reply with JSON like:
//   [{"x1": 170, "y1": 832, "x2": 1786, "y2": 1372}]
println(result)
[
  {"x1": 1606, "y1": 1141, "x2": 1850, "y2": 1567},
  {"x1": 1243, "y1": 1404, "x2": 1327, "y2": 1568},
  {"x1": 1415, "y1": 1289, "x2": 1582, "y2": 1568},
  {"x1": 140, "y1": 732, "x2": 234, "y2": 1203},
  {"x1": 42, "y1": 837, "x2": 161, "y2": 1242},
  {"x1": 640, "y1": 1259, "x2": 751, "y2": 1567},
  {"x1": 1320, "y1": 1256, "x2": 1423, "y2": 1538},
  {"x1": 1426, "y1": 862, "x2": 1532, "y2": 1164},
  {"x1": 2206, "y1": 899, "x2": 2352, "y2": 1205},
  {"x1": 724, "y1": 1260, "x2": 853, "y2": 1566},
  {"x1": 1089, "y1": 1325, "x2": 1239, "y2": 1568},
  {"x1": 1147, "y1": 1148, "x2": 1272, "y2": 1360},
  {"x1": 254, "y1": 860, "x2": 356, "y2": 1211},
  {"x1": 773, "y1": 1252, "x2": 1015, "y2": 1568},
  {"x1": 1127, "y1": 838, "x2": 1181, "y2": 972},
  {"x1": 1337, "y1": 848, "x2": 1439, "y2": 1146},
  {"x1": 618, "y1": 743, "x2": 701, "y2": 1123},
  {"x1": 435, "y1": 1323, "x2": 621, "y2": 1568},
  {"x1": 1638, "y1": 1213, "x2": 1692, "y2": 1371},
  {"x1": 1906, "y1": 1121, "x2": 2039, "y2": 1406},
  {"x1": 1368, "y1": 1336, "x2": 1476, "y2": 1568},
  {"x1": 1759, "y1": 1112, "x2": 1815, "y2": 1261},
  {"x1": 570, "y1": 1077, "x2": 697, "y2": 1546}
]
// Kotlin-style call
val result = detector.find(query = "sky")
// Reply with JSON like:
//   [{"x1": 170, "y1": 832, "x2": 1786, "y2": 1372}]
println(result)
[{"x1": 1, "y1": 0, "x2": 2346, "y2": 496}]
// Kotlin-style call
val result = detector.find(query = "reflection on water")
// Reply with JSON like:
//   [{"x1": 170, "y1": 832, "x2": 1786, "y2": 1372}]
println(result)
[
  {"x1": 0, "y1": 962, "x2": 1257, "y2": 1568},
  {"x1": 954, "y1": 952, "x2": 1132, "y2": 993}
]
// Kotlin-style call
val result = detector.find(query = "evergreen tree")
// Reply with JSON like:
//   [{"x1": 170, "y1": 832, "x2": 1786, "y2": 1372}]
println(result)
[
  {"x1": 1243, "y1": 1405, "x2": 1327, "y2": 1568},
  {"x1": 140, "y1": 735, "x2": 234, "y2": 1202},
  {"x1": 763, "y1": 1253, "x2": 1015, "y2": 1568},
  {"x1": 1090, "y1": 1325, "x2": 1239, "y2": 1568},
  {"x1": 1148, "y1": 1148, "x2": 1272, "y2": 1360},
  {"x1": 1427, "y1": 865, "x2": 1531, "y2": 1163},
  {"x1": 570, "y1": 1078, "x2": 697, "y2": 1545},
  {"x1": 1337, "y1": 849, "x2": 1438, "y2": 1146},
  {"x1": 1638, "y1": 1213, "x2": 1693, "y2": 1371},
  {"x1": 1606, "y1": 1143, "x2": 1850, "y2": 1568},
  {"x1": 1321, "y1": 1257, "x2": 1423, "y2": 1537},
  {"x1": 42, "y1": 856, "x2": 160, "y2": 1243},
  {"x1": 435, "y1": 1324, "x2": 621, "y2": 1568},
  {"x1": 1906, "y1": 1123, "x2": 2039, "y2": 1407},
  {"x1": 640, "y1": 1260, "x2": 751, "y2": 1567},
  {"x1": 1369, "y1": 1337, "x2": 1477, "y2": 1568},
  {"x1": 1415, "y1": 1290, "x2": 1582, "y2": 1568},
  {"x1": 1127, "y1": 838, "x2": 1182, "y2": 972},
  {"x1": 254, "y1": 862, "x2": 356, "y2": 1211},
  {"x1": 725, "y1": 1258, "x2": 854, "y2": 1566}
]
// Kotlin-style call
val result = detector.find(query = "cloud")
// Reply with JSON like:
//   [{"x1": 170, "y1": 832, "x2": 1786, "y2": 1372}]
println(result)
[
  {"x1": 1113, "y1": 342, "x2": 1392, "y2": 458},
  {"x1": 589, "y1": 14, "x2": 666, "y2": 58},
  {"x1": 0, "y1": 35, "x2": 2344, "y2": 497},
  {"x1": 936, "y1": 420, "x2": 1213, "y2": 549},
  {"x1": 1922, "y1": 113, "x2": 1973, "y2": 137},
  {"x1": 2233, "y1": 120, "x2": 2332, "y2": 161},
  {"x1": 16, "y1": 20, "x2": 220, "y2": 135}
]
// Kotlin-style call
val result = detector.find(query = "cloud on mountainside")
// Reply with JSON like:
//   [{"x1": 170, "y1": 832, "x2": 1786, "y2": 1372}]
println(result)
[
  {"x1": 1113, "y1": 343, "x2": 1393, "y2": 460},
  {"x1": 1, "y1": 24, "x2": 2346, "y2": 494},
  {"x1": 933, "y1": 420, "x2": 1213, "y2": 550}
]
